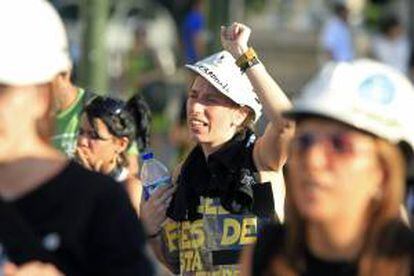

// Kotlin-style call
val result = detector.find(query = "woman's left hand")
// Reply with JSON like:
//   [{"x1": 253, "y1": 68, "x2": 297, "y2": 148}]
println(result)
[
  {"x1": 220, "y1": 22, "x2": 251, "y2": 59},
  {"x1": 75, "y1": 147, "x2": 104, "y2": 172}
]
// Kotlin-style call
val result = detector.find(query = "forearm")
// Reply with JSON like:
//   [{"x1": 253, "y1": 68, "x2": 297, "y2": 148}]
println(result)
[
  {"x1": 221, "y1": 22, "x2": 295, "y2": 170},
  {"x1": 245, "y1": 61, "x2": 292, "y2": 125},
  {"x1": 223, "y1": 25, "x2": 292, "y2": 125}
]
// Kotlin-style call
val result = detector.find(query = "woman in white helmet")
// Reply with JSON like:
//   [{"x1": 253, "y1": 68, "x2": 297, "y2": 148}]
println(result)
[
  {"x1": 140, "y1": 22, "x2": 294, "y2": 274},
  {"x1": 243, "y1": 60, "x2": 414, "y2": 275},
  {"x1": 0, "y1": 1, "x2": 153, "y2": 275}
]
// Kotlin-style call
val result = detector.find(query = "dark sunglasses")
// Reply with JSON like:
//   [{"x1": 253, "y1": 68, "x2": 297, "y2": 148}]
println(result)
[{"x1": 293, "y1": 132, "x2": 355, "y2": 155}]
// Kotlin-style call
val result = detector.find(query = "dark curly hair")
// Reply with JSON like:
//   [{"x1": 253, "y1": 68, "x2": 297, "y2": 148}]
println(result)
[{"x1": 84, "y1": 96, "x2": 136, "y2": 167}]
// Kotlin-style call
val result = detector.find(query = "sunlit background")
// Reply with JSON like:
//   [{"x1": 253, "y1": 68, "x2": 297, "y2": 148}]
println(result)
[{"x1": 50, "y1": 0, "x2": 414, "y2": 166}]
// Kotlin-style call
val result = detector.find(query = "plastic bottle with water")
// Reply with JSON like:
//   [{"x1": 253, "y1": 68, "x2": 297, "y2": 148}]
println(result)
[{"x1": 140, "y1": 152, "x2": 172, "y2": 201}]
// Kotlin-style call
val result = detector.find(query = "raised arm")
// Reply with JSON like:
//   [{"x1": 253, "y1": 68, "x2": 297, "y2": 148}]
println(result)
[{"x1": 221, "y1": 22, "x2": 295, "y2": 171}]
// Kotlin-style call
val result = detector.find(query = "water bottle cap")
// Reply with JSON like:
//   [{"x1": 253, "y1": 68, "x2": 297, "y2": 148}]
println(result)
[{"x1": 141, "y1": 152, "x2": 154, "y2": 160}]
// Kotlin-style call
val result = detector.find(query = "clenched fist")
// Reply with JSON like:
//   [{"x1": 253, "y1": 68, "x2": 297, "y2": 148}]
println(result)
[{"x1": 220, "y1": 22, "x2": 251, "y2": 59}]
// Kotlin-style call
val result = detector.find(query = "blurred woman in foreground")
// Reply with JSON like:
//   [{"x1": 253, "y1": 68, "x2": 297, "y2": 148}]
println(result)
[
  {"x1": 243, "y1": 60, "x2": 414, "y2": 275},
  {"x1": 0, "y1": 1, "x2": 153, "y2": 274}
]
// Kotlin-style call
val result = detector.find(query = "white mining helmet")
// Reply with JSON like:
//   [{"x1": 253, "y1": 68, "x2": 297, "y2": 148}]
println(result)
[
  {"x1": 185, "y1": 51, "x2": 262, "y2": 123},
  {"x1": 286, "y1": 59, "x2": 414, "y2": 155},
  {"x1": 0, "y1": 0, "x2": 71, "y2": 86}
]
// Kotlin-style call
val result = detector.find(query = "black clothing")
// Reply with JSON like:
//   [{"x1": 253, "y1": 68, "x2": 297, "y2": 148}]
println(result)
[
  {"x1": 162, "y1": 130, "x2": 280, "y2": 274},
  {"x1": 253, "y1": 223, "x2": 358, "y2": 276},
  {"x1": 167, "y1": 130, "x2": 277, "y2": 222},
  {"x1": 303, "y1": 251, "x2": 357, "y2": 276},
  {"x1": 253, "y1": 222, "x2": 414, "y2": 276},
  {"x1": 0, "y1": 162, "x2": 154, "y2": 276}
]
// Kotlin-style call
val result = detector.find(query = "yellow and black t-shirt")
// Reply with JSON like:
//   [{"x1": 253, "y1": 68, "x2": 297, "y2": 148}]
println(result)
[
  {"x1": 164, "y1": 130, "x2": 284, "y2": 275},
  {"x1": 163, "y1": 196, "x2": 273, "y2": 275}
]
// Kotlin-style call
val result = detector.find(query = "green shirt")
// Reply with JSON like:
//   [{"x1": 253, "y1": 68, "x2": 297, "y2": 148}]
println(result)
[
  {"x1": 52, "y1": 88, "x2": 139, "y2": 158},
  {"x1": 52, "y1": 88, "x2": 86, "y2": 158}
]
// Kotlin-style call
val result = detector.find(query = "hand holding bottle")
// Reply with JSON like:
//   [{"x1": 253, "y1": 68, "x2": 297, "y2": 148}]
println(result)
[{"x1": 140, "y1": 185, "x2": 175, "y2": 237}]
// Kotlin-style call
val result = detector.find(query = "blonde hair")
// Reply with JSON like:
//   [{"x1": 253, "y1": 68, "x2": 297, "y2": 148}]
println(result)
[{"x1": 271, "y1": 137, "x2": 411, "y2": 275}]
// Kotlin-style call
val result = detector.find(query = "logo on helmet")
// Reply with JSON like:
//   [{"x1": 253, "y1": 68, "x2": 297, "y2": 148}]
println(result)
[
  {"x1": 358, "y1": 75, "x2": 395, "y2": 105},
  {"x1": 195, "y1": 63, "x2": 230, "y2": 93}
]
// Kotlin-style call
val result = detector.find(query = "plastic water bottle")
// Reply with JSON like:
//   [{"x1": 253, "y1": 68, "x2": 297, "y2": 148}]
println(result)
[{"x1": 140, "y1": 152, "x2": 171, "y2": 201}]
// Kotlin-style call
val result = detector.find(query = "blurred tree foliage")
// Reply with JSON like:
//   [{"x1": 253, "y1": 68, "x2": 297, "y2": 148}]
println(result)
[{"x1": 245, "y1": 0, "x2": 266, "y2": 13}]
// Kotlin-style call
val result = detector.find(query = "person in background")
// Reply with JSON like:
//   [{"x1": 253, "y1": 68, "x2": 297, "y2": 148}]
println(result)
[
  {"x1": 50, "y1": 69, "x2": 85, "y2": 158},
  {"x1": 141, "y1": 22, "x2": 293, "y2": 275},
  {"x1": 0, "y1": 1, "x2": 154, "y2": 274},
  {"x1": 76, "y1": 96, "x2": 142, "y2": 212},
  {"x1": 51, "y1": 65, "x2": 140, "y2": 180},
  {"x1": 169, "y1": 0, "x2": 208, "y2": 163},
  {"x1": 320, "y1": 3, "x2": 354, "y2": 62},
  {"x1": 243, "y1": 60, "x2": 414, "y2": 275},
  {"x1": 126, "y1": 22, "x2": 166, "y2": 98},
  {"x1": 181, "y1": 0, "x2": 206, "y2": 64},
  {"x1": 372, "y1": 15, "x2": 411, "y2": 75}
]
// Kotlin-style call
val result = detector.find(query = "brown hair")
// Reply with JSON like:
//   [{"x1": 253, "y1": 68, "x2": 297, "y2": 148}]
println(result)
[{"x1": 271, "y1": 138, "x2": 412, "y2": 275}]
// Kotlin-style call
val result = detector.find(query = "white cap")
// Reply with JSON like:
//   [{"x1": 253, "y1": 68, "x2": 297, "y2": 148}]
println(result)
[
  {"x1": 0, "y1": 0, "x2": 71, "y2": 86},
  {"x1": 185, "y1": 51, "x2": 262, "y2": 122},
  {"x1": 286, "y1": 59, "x2": 414, "y2": 152}
]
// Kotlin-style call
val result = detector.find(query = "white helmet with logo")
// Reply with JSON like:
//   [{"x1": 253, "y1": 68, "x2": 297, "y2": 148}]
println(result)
[
  {"x1": 0, "y1": 0, "x2": 71, "y2": 86},
  {"x1": 286, "y1": 59, "x2": 414, "y2": 152},
  {"x1": 185, "y1": 51, "x2": 262, "y2": 122}
]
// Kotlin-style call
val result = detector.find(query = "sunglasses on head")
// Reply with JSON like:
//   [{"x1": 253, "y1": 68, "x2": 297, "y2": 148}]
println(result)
[
  {"x1": 293, "y1": 132, "x2": 356, "y2": 155},
  {"x1": 90, "y1": 97, "x2": 125, "y2": 117}
]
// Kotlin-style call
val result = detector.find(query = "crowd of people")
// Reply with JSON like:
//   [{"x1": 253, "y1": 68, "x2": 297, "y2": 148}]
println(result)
[
  {"x1": 320, "y1": 2, "x2": 413, "y2": 79},
  {"x1": 2, "y1": 0, "x2": 414, "y2": 275}
]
